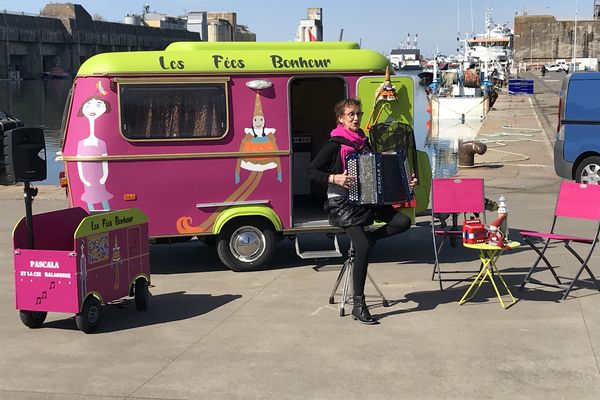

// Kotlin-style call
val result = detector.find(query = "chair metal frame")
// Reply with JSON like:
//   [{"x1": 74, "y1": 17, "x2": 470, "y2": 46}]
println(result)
[
  {"x1": 431, "y1": 178, "x2": 486, "y2": 290},
  {"x1": 519, "y1": 181, "x2": 600, "y2": 299}
]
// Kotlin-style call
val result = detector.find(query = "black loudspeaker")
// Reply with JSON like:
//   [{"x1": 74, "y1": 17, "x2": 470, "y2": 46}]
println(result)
[
  {"x1": 3, "y1": 127, "x2": 47, "y2": 183},
  {"x1": 0, "y1": 112, "x2": 25, "y2": 185}
]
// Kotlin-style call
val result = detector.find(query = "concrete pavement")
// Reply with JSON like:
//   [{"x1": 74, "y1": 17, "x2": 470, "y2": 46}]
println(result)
[{"x1": 0, "y1": 71, "x2": 599, "y2": 399}]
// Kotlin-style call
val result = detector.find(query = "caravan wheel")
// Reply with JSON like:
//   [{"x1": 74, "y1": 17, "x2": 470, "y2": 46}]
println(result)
[{"x1": 217, "y1": 218, "x2": 276, "y2": 272}]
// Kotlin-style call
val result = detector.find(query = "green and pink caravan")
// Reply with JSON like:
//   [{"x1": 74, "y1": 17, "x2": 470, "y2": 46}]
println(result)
[{"x1": 58, "y1": 42, "x2": 431, "y2": 271}]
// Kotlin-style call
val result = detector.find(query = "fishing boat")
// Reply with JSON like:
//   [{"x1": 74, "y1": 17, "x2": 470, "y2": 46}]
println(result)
[
  {"x1": 465, "y1": 7, "x2": 514, "y2": 86},
  {"x1": 428, "y1": 59, "x2": 490, "y2": 123},
  {"x1": 40, "y1": 66, "x2": 69, "y2": 80},
  {"x1": 466, "y1": 8, "x2": 514, "y2": 67},
  {"x1": 389, "y1": 33, "x2": 423, "y2": 70}
]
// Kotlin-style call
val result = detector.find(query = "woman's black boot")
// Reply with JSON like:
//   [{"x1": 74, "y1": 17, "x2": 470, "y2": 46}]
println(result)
[{"x1": 352, "y1": 295, "x2": 379, "y2": 325}]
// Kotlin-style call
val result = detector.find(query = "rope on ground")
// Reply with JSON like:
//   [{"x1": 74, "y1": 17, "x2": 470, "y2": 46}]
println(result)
[
  {"x1": 501, "y1": 125, "x2": 541, "y2": 132},
  {"x1": 474, "y1": 131, "x2": 538, "y2": 163}
]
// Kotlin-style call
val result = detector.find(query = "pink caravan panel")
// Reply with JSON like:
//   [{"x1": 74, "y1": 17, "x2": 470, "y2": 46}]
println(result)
[
  {"x1": 63, "y1": 76, "x2": 291, "y2": 235},
  {"x1": 13, "y1": 207, "x2": 89, "y2": 250},
  {"x1": 555, "y1": 181, "x2": 600, "y2": 220},
  {"x1": 14, "y1": 249, "x2": 80, "y2": 313},
  {"x1": 431, "y1": 178, "x2": 484, "y2": 214}
]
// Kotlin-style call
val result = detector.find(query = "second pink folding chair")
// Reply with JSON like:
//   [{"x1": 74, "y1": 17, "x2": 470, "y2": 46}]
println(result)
[
  {"x1": 431, "y1": 178, "x2": 486, "y2": 290},
  {"x1": 519, "y1": 181, "x2": 600, "y2": 299}
]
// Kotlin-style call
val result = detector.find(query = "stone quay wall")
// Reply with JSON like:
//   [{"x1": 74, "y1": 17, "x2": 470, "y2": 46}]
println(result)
[
  {"x1": 514, "y1": 15, "x2": 600, "y2": 65},
  {"x1": 0, "y1": 5, "x2": 199, "y2": 80}
]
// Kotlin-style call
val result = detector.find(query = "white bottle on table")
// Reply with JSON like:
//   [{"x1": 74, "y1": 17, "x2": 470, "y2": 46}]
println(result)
[{"x1": 497, "y1": 195, "x2": 508, "y2": 241}]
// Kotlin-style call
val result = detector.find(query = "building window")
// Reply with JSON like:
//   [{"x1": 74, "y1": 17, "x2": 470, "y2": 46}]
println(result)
[{"x1": 119, "y1": 82, "x2": 228, "y2": 140}]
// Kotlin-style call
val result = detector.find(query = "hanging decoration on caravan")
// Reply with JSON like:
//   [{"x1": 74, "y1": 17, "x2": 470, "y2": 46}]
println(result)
[
  {"x1": 374, "y1": 66, "x2": 398, "y2": 103},
  {"x1": 366, "y1": 66, "x2": 400, "y2": 131}
]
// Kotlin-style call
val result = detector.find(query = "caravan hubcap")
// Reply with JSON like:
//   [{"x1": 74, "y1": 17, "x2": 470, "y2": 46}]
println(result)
[{"x1": 230, "y1": 226, "x2": 265, "y2": 262}]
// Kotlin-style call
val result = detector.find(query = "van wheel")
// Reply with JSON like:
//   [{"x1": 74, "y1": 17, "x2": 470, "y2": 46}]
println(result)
[
  {"x1": 217, "y1": 219, "x2": 276, "y2": 272},
  {"x1": 576, "y1": 156, "x2": 600, "y2": 184},
  {"x1": 75, "y1": 296, "x2": 103, "y2": 334},
  {"x1": 19, "y1": 310, "x2": 47, "y2": 328}
]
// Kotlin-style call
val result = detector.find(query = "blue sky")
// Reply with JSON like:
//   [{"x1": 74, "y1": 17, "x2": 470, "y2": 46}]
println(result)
[{"x1": 2, "y1": 1, "x2": 584, "y2": 56}]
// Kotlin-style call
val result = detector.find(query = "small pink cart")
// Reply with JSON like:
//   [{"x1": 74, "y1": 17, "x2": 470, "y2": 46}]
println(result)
[{"x1": 13, "y1": 207, "x2": 150, "y2": 333}]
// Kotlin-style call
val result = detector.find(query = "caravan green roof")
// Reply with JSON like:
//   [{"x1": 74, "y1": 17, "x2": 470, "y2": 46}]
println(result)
[{"x1": 77, "y1": 42, "x2": 391, "y2": 76}]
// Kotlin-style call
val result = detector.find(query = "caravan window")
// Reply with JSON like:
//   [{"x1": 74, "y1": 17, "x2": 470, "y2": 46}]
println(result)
[{"x1": 118, "y1": 80, "x2": 229, "y2": 140}]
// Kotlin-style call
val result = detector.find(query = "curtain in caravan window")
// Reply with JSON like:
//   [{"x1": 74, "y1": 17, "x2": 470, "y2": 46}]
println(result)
[{"x1": 120, "y1": 83, "x2": 227, "y2": 140}]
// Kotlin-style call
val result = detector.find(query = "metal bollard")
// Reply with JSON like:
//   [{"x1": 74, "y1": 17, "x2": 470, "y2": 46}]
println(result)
[{"x1": 458, "y1": 140, "x2": 487, "y2": 167}]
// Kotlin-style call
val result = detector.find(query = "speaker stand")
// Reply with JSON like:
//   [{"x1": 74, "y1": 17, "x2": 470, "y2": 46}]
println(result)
[{"x1": 23, "y1": 182, "x2": 38, "y2": 249}]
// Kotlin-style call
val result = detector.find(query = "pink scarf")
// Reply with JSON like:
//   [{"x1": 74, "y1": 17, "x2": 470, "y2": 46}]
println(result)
[{"x1": 330, "y1": 124, "x2": 369, "y2": 170}]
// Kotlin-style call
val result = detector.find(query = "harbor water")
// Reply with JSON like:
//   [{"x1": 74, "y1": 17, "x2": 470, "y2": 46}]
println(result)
[{"x1": 0, "y1": 73, "x2": 458, "y2": 185}]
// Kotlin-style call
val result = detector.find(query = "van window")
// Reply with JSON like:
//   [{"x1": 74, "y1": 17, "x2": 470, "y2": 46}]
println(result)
[
  {"x1": 566, "y1": 80, "x2": 600, "y2": 121},
  {"x1": 119, "y1": 82, "x2": 228, "y2": 140}
]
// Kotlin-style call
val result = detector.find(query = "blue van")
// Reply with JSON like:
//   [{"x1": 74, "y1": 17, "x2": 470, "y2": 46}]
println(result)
[{"x1": 555, "y1": 72, "x2": 600, "y2": 183}]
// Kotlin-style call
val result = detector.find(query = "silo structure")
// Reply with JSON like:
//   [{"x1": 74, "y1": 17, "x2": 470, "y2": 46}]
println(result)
[
  {"x1": 296, "y1": 8, "x2": 322, "y2": 41},
  {"x1": 187, "y1": 11, "x2": 208, "y2": 41},
  {"x1": 208, "y1": 19, "x2": 233, "y2": 42},
  {"x1": 124, "y1": 14, "x2": 142, "y2": 25}
]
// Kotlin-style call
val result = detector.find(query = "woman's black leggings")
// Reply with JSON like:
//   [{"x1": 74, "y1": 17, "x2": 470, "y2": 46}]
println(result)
[{"x1": 344, "y1": 208, "x2": 412, "y2": 297}]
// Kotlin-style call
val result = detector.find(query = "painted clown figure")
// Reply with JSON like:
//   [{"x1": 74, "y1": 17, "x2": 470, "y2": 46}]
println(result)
[
  {"x1": 235, "y1": 93, "x2": 282, "y2": 184},
  {"x1": 374, "y1": 66, "x2": 398, "y2": 103}
]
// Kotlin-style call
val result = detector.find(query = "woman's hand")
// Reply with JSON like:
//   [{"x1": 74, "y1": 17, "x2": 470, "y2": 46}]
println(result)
[
  {"x1": 409, "y1": 174, "x2": 418, "y2": 188},
  {"x1": 332, "y1": 171, "x2": 356, "y2": 189}
]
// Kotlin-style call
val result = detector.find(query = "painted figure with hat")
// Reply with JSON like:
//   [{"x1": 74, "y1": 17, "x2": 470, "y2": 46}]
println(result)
[
  {"x1": 76, "y1": 80, "x2": 114, "y2": 211},
  {"x1": 374, "y1": 66, "x2": 398, "y2": 103},
  {"x1": 235, "y1": 92, "x2": 282, "y2": 184}
]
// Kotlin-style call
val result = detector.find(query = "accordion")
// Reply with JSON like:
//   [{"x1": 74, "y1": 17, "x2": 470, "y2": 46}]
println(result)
[{"x1": 346, "y1": 150, "x2": 414, "y2": 206}]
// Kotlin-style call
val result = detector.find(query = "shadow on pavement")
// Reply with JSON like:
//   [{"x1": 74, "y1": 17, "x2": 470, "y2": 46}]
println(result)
[
  {"x1": 42, "y1": 291, "x2": 241, "y2": 333},
  {"x1": 372, "y1": 270, "x2": 600, "y2": 319}
]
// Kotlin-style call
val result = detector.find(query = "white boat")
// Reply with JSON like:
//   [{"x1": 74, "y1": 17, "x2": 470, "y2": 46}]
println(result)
[
  {"x1": 389, "y1": 33, "x2": 423, "y2": 70},
  {"x1": 428, "y1": 61, "x2": 490, "y2": 125},
  {"x1": 465, "y1": 8, "x2": 514, "y2": 69}
]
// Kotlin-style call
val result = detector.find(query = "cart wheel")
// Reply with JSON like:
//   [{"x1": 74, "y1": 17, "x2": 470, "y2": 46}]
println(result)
[
  {"x1": 75, "y1": 296, "x2": 103, "y2": 334},
  {"x1": 328, "y1": 296, "x2": 334, "y2": 304},
  {"x1": 19, "y1": 310, "x2": 47, "y2": 329},
  {"x1": 134, "y1": 278, "x2": 149, "y2": 311},
  {"x1": 339, "y1": 308, "x2": 345, "y2": 317}
]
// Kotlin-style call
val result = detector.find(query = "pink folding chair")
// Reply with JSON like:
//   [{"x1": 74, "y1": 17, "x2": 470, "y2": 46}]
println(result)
[
  {"x1": 519, "y1": 181, "x2": 600, "y2": 299},
  {"x1": 431, "y1": 178, "x2": 486, "y2": 290}
]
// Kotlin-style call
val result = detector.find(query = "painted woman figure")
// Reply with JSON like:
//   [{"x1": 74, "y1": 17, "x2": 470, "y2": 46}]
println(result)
[{"x1": 77, "y1": 82, "x2": 114, "y2": 211}]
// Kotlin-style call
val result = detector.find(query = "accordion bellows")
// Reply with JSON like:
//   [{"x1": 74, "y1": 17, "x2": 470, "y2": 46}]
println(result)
[{"x1": 346, "y1": 150, "x2": 414, "y2": 205}]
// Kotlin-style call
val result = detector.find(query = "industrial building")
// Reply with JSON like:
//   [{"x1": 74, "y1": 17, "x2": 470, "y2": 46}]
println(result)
[
  {"x1": 296, "y1": 8, "x2": 322, "y2": 42},
  {"x1": 0, "y1": 3, "x2": 198, "y2": 80},
  {"x1": 0, "y1": 3, "x2": 256, "y2": 80},
  {"x1": 143, "y1": 9, "x2": 256, "y2": 42}
]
